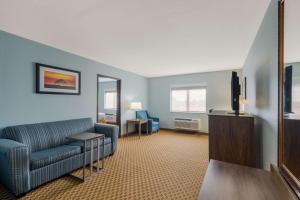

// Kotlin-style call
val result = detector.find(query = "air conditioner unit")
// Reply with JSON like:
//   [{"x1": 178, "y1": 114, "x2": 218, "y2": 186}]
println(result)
[{"x1": 174, "y1": 118, "x2": 201, "y2": 131}]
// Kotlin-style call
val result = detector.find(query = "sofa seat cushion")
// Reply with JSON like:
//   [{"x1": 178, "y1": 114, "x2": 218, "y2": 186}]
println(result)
[
  {"x1": 67, "y1": 137, "x2": 111, "y2": 151},
  {"x1": 30, "y1": 145, "x2": 81, "y2": 170}
]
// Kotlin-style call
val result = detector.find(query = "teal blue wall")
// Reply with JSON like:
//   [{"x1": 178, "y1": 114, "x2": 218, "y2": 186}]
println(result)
[
  {"x1": 0, "y1": 31, "x2": 148, "y2": 135},
  {"x1": 243, "y1": 0, "x2": 278, "y2": 169}
]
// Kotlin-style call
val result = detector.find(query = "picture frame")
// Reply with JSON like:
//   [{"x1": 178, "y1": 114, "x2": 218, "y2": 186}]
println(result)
[{"x1": 36, "y1": 63, "x2": 81, "y2": 95}]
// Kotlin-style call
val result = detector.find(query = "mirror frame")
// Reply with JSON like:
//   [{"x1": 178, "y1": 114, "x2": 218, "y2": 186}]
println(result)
[
  {"x1": 97, "y1": 74, "x2": 122, "y2": 138},
  {"x1": 278, "y1": 0, "x2": 300, "y2": 198}
]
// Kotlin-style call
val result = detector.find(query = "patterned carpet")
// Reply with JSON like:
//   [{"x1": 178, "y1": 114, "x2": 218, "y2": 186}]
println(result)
[{"x1": 0, "y1": 130, "x2": 208, "y2": 200}]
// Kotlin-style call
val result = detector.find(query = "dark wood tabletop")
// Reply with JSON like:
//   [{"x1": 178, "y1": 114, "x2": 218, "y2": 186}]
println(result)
[
  {"x1": 208, "y1": 110, "x2": 254, "y2": 118},
  {"x1": 198, "y1": 160, "x2": 296, "y2": 200},
  {"x1": 67, "y1": 132, "x2": 104, "y2": 141}
]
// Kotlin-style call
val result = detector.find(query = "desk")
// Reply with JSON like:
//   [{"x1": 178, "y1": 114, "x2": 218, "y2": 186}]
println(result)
[
  {"x1": 198, "y1": 160, "x2": 296, "y2": 200},
  {"x1": 126, "y1": 119, "x2": 148, "y2": 139}
]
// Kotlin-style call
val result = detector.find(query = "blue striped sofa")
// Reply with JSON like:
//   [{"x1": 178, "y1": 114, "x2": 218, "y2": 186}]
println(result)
[{"x1": 0, "y1": 118, "x2": 119, "y2": 197}]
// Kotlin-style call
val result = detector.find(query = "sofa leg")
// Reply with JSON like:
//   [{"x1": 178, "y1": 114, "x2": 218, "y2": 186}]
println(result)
[{"x1": 16, "y1": 193, "x2": 26, "y2": 199}]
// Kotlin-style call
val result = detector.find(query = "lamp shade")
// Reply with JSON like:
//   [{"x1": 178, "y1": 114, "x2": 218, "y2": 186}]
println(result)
[{"x1": 130, "y1": 102, "x2": 142, "y2": 110}]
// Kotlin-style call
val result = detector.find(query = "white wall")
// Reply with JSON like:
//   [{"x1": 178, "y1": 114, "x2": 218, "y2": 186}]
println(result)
[
  {"x1": 243, "y1": 0, "x2": 278, "y2": 169},
  {"x1": 148, "y1": 69, "x2": 242, "y2": 133}
]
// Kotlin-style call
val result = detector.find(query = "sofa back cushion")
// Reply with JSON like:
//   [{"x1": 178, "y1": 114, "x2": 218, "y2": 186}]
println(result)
[{"x1": 2, "y1": 118, "x2": 94, "y2": 153}]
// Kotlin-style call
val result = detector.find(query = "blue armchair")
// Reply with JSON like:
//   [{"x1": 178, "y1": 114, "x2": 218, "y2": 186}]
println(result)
[{"x1": 136, "y1": 110, "x2": 160, "y2": 133}]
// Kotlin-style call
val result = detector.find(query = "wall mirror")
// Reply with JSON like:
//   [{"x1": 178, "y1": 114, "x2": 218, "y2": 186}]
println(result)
[
  {"x1": 278, "y1": 0, "x2": 300, "y2": 198},
  {"x1": 97, "y1": 75, "x2": 121, "y2": 137}
]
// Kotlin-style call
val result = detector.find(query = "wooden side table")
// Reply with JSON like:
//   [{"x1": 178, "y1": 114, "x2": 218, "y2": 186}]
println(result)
[{"x1": 126, "y1": 119, "x2": 148, "y2": 139}]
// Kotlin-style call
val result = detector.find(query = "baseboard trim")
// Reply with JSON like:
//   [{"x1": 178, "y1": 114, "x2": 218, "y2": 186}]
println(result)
[
  {"x1": 121, "y1": 129, "x2": 209, "y2": 136},
  {"x1": 160, "y1": 128, "x2": 208, "y2": 135}
]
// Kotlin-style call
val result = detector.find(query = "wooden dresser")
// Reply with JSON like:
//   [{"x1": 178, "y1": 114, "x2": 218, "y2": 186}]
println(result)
[
  {"x1": 284, "y1": 116, "x2": 300, "y2": 180},
  {"x1": 209, "y1": 110, "x2": 259, "y2": 168}
]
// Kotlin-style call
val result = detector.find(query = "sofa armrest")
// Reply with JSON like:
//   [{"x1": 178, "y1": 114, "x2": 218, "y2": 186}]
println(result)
[
  {"x1": 0, "y1": 139, "x2": 30, "y2": 196},
  {"x1": 94, "y1": 123, "x2": 119, "y2": 153}
]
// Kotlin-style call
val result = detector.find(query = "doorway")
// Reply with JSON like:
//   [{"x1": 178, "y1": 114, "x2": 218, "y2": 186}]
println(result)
[{"x1": 97, "y1": 74, "x2": 121, "y2": 137}]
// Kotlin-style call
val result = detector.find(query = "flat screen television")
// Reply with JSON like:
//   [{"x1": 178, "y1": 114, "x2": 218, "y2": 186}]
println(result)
[
  {"x1": 231, "y1": 71, "x2": 241, "y2": 114},
  {"x1": 284, "y1": 65, "x2": 293, "y2": 113}
]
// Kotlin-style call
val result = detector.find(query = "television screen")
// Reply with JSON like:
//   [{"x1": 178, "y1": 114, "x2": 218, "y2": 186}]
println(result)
[
  {"x1": 231, "y1": 71, "x2": 240, "y2": 114},
  {"x1": 284, "y1": 65, "x2": 293, "y2": 113}
]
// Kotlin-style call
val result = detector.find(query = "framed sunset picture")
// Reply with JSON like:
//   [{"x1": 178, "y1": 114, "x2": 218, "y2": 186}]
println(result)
[{"x1": 36, "y1": 63, "x2": 81, "y2": 95}]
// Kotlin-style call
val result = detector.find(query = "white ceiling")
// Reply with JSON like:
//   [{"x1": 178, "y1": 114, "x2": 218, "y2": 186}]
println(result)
[
  {"x1": 0, "y1": 0, "x2": 270, "y2": 77},
  {"x1": 285, "y1": 0, "x2": 300, "y2": 64}
]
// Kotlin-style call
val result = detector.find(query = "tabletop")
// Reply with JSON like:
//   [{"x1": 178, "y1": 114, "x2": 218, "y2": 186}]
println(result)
[
  {"x1": 198, "y1": 160, "x2": 296, "y2": 200},
  {"x1": 67, "y1": 132, "x2": 105, "y2": 141}
]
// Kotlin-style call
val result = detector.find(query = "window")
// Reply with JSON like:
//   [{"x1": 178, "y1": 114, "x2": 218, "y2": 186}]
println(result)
[
  {"x1": 104, "y1": 90, "x2": 117, "y2": 110},
  {"x1": 170, "y1": 87, "x2": 206, "y2": 113}
]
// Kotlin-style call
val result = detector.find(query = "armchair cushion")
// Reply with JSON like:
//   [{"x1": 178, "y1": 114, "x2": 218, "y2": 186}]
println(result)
[
  {"x1": 151, "y1": 121, "x2": 160, "y2": 131},
  {"x1": 136, "y1": 111, "x2": 148, "y2": 119},
  {"x1": 152, "y1": 121, "x2": 159, "y2": 126},
  {"x1": 2, "y1": 118, "x2": 94, "y2": 154},
  {"x1": 30, "y1": 145, "x2": 81, "y2": 170}
]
